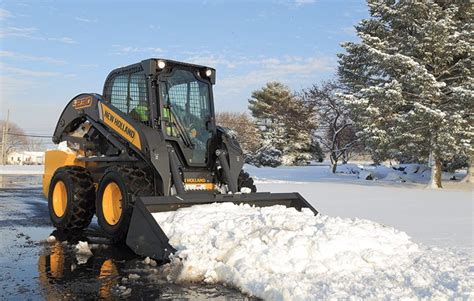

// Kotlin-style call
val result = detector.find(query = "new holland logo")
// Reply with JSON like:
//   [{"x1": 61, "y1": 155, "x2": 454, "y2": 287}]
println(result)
[
  {"x1": 185, "y1": 178, "x2": 207, "y2": 183},
  {"x1": 103, "y1": 111, "x2": 136, "y2": 138},
  {"x1": 100, "y1": 103, "x2": 141, "y2": 150}
]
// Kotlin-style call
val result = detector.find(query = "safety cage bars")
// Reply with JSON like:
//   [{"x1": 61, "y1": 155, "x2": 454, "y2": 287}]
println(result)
[{"x1": 103, "y1": 72, "x2": 152, "y2": 127}]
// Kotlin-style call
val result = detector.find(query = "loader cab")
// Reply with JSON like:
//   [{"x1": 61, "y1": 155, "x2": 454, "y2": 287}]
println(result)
[
  {"x1": 102, "y1": 59, "x2": 217, "y2": 167},
  {"x1": 158, "y1": 66, "x2": 216, "y2": 165},
  {"x1": 102, "y1": 64, "x2": 153, "y2": 128}
]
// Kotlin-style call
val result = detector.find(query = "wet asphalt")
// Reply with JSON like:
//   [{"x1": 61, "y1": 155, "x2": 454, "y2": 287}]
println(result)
[{"x1": 0, "y1": 175, "x2": 255, "y2": 300}]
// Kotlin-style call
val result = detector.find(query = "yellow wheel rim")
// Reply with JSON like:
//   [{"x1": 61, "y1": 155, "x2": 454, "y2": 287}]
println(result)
[
  {"x1": 52, "y1": 180, "x2": 67, "y2": 217},
  {"x1": 102, "y1": 182, "x2": 122, "y2": 226}
]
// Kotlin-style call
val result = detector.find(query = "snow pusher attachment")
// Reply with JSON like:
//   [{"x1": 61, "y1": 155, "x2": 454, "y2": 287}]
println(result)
[
  {"x1": 43, "y1": 58, "x2": 319, "y2": 262},
  {"x1": 127, "y1": 192, "x2": 318, "y2": 261}
]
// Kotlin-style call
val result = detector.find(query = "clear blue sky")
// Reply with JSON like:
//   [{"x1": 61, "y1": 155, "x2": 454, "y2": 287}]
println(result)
[{"x1": 0, "y1": 0, "x2": 367, "y2": 134}]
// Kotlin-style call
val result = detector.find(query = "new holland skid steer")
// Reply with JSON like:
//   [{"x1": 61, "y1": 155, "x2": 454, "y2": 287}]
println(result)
[{"x1": 43, "y1": 58, "x2": 318, "y2": 261}]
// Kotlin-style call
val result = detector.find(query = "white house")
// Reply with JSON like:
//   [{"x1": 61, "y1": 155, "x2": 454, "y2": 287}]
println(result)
[{"x1": 7, "y1": 151, "x2": 45, "y2": 165}]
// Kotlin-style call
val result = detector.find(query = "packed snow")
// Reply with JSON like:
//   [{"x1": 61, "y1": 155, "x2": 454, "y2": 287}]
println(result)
[
  {"x1": 74, "y1": 241, "x2": 92, "y2": 255},
  {"x1": 143, "y1": 257, "x2": 158, "y2": 267},
  {"x1": 153, "y1": 203, "x2": 473, "y2": 300},
  {"x1": 46, "y1": 235, "x2": 56, "y2": 243}
]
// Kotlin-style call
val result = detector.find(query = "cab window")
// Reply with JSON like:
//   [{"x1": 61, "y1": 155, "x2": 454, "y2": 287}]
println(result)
[{"x1": 109, "y1": 72, "x2": 149, "y2": 124}]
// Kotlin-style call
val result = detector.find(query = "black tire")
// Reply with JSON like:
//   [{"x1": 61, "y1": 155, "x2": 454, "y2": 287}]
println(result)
[
  {"x1": 48, "y1": 166, "x2": 96, "y2": 230},
  {"x1": 237, "y1": 170, "x2": 257, "y2": 192},
  {"x1": 96, "y1": 166, "x2": 153, "y2": 243}
]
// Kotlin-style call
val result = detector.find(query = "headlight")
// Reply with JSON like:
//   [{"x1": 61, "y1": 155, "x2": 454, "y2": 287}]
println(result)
[{"x1": 205, "y1": 69, "x2": 212, "y2": 77}]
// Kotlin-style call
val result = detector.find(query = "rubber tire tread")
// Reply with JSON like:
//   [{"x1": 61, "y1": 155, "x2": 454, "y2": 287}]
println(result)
[
  {"x1": 49, "y1": 166, "x2": 95, "y2": 230},
  {"x1": 237, "y1": 170, "x2": 257, "y2": 192},
  {"x1": 97, "y1": 166, "x2": 153, "y2": 243}
]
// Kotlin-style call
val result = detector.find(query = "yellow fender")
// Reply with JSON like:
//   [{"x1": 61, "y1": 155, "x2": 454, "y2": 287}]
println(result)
[{"x1": 42, "y1": 150, "x2": 85, "y2": 198}]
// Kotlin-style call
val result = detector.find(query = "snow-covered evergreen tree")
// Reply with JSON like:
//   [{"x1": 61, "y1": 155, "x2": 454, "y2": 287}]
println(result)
[
  {"x1": 338, "y1": 0, "x2": 473, "y2": 188},
  {"x1": 252, "y1": 145, "x2": 283, "y2": 167},
  {"x1": 249, "y1": 82, "x2": 316, "y2": 165}
]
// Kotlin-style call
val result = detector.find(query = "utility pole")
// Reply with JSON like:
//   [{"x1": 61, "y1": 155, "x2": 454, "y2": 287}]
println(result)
[
  {"x1": 1, "y1": 110, "x2": 10, "y2": 165},
  {"x1": 1, "y1": 126, "x2": 5, "y2": 165}
]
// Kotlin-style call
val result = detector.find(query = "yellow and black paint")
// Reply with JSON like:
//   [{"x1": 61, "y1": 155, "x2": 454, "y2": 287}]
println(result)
[
  {"x1": 184, "y1": 178, "x2": 215, "y2": 190},
  {"x1": 99, "y1": 103, "x2": 141, "y2": 150}
]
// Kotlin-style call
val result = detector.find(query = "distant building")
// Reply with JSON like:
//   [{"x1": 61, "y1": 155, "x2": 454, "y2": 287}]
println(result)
[{"x1": 7, "y1": 151, "x2": 45, "y2": 165}]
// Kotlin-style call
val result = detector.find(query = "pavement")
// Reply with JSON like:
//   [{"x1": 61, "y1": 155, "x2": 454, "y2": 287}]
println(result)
[{"x1": 0, "y1": 175, "x2": 254, "y2": 300}]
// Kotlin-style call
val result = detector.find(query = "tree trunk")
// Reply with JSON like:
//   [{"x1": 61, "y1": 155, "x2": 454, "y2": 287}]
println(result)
[
  {"x1": 464, "y1": 164, "x2": 472, "y2": 183},
  {"x1": 429, "y1": 155, "x2": 443, "y2": 189},
  {"x1": 342, "y1": 149, "x2": 351, "y2": 164},
  {"x1": 330, "y1": 153, "x2": 338, "y2": 173},
  {"x1": 461, "y1": 152, "x2": 473, "y2": 183}
]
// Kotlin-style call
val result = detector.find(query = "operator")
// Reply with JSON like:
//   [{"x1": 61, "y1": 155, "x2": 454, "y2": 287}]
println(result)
[{"x1": 130, "y1": 100, "x2": 149, "y2": 123}]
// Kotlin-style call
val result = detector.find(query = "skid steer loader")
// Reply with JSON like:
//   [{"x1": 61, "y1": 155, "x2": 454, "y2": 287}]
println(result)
[{"x1": 43, "y1": 58, "x2": 318, "y2": 261}]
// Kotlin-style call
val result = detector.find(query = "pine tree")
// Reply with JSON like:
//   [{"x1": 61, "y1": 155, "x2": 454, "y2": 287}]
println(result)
[
  {"x1": 248, "y1": 82, "x2": 291, "y2": 152},
  {"x1": 248, "y1": 82, "x2": 316, "y2": 165},
  {"x1": 338, "y1": 0, "x2": 473, "y2": 188}
]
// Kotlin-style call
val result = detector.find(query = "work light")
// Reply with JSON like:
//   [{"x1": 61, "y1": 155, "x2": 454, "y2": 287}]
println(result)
[{"x1": 157, "y1": 60, "x2": 166, "y2": 69}]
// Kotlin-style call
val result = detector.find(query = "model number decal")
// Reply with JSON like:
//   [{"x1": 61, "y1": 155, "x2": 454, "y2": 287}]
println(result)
[{"x1": 73, "y1": 96, "x2": 92, "y2": 109}]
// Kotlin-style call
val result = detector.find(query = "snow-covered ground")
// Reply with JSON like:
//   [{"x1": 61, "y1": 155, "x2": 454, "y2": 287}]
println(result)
[
  {"x1": 154, "y1": 203, "x2": 472, "y2": 300},
  {"x1": 246, "y1": 163, "x2": 468, "y2": 186},
  {"x1": 2, "y1": 161, "x2": 472, "y2": 299},
  {"x1": 259, "y1": 181, "x2": 473, "y2": 253},
  {"x1": 150, "y1": 163, "x2": 472, "y2": 300},
  {"x1": 0, "y1": 162, "x2": 467, "y2": 185},
  {"x1": 248, "y1": 164, "x2": 472, "y2": 252},
  {"x1": 0, "y1": 165, "x2": 43, "y2": 175}
]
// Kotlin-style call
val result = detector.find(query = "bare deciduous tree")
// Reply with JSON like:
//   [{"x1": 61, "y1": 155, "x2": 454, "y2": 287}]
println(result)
[
  {"x1": 26, "y1": 137, "x2": 45, "y2": 151},
  {"x1": 215, "y1": 112, "x2": 261, "y2": 155},
  {"x1": 0, "y1": 120, "x2": 28, "y2": 157},
  {"x1": 303, "y1": 81, "x2": 358, "y2": 173}
]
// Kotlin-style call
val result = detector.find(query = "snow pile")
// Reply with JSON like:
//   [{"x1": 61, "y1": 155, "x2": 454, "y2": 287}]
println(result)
[
  {"x1": 336, "y1": 163, "x2": 459, "y2": 183},
  {"x1": 75, "y1": 241, "x2": 93, "y2": 255},
  {"x1": 143, "y1": 257, "x2": 158, "y2": 267},
  {"x1": 46, "y1": 235, "x2": 56, "y2": 243},
  {"x1": 57, "y1": 141, "x2": 75, "y2": 153},
  {"x1": 358, "y1": 169, "x2": 374, "y2": 180},
  {"x1": 335, "y1": 163, "x2": 362, "y2": 174},
  {"x1": 153, "y1": 203, "x2": 473, "y2": 300},
  {"x1": 75, "y1": 241, "x2": 93, "y2": 264}
]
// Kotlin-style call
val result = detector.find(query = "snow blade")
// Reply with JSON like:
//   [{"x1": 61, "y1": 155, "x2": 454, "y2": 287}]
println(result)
[{"x1": 126, "y1": 192, "x2": 318, "y2": 261}]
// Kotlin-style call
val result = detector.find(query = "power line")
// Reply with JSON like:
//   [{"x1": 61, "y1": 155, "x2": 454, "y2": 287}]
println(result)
[
  {"x1": 8, "y1": 141, "x2": 54, "y2": 145},
  {"x1": 7, "y1": 133, "x2": 53, "y2": 138}
]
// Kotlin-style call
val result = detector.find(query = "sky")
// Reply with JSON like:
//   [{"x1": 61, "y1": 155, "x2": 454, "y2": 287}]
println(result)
[{"x1": 0, "y1": 0, "x2": 368, "y2": 136}]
